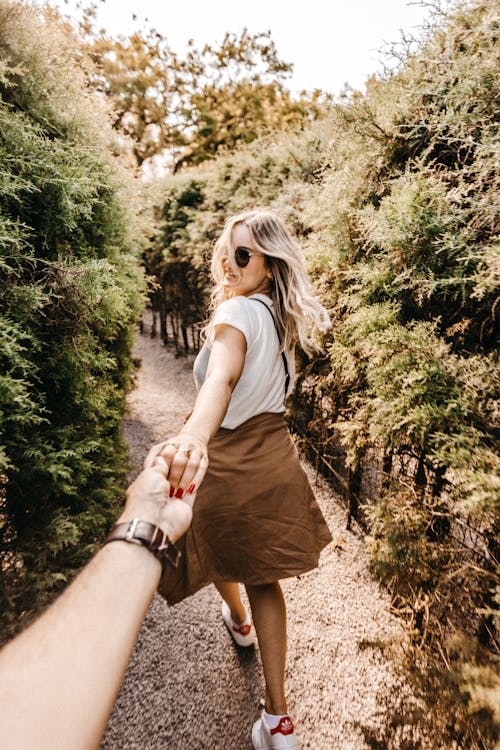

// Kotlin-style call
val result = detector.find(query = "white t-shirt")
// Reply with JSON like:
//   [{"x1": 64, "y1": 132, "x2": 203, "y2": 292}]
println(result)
[{"x1": 193, "y1": 293, "x2": 295, "y2": 429}]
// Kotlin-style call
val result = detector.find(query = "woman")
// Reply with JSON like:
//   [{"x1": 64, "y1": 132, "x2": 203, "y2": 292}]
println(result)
[{"x1": 145, "y1": 208, "x2": 332, "y2": 750}]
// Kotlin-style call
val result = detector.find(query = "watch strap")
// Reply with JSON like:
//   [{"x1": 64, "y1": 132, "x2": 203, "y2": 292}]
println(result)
[{"x1": 104, "y1": 518, "x2": 181, "y2": 569}]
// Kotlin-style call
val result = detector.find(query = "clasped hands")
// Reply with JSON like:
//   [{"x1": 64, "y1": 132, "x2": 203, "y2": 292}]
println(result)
[
  {"x1": 144, "y1": 432, "x2": 209, "y2": 501},
  {"x1": 118, "y1": 432, "x2": 208, "y2": 545}
]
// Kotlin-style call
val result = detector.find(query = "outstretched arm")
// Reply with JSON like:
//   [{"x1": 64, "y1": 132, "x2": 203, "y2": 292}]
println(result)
[
  {"x1": 0, "y1": 461, "x2": 194, "y2": 750},
  {"x1": 144, "y1": 323, "x2": 247, "y2": 494}
]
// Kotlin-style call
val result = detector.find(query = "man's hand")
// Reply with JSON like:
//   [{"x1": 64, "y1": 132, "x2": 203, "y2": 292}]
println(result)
[{"x1": 118, "y1": 457, "x2": 195, "y2": 543}]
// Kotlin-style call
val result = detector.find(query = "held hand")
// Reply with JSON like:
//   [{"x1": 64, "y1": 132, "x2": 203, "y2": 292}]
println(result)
[
  {"x1": 119, "y1": 457, "x2": 195, "y2": 543},
  {"x1": 144, "y1": 433, "x2": 209, "y2": 499}
]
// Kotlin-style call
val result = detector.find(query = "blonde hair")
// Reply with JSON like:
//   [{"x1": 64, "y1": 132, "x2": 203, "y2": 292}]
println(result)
[{"x1": 209, "y1": 208, "x2": 330, "y2": 354}]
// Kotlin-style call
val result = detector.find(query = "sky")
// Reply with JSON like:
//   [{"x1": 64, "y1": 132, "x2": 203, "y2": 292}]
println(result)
[{"x1": 48, "y1": 0, "x2": 436, "y2": 97}]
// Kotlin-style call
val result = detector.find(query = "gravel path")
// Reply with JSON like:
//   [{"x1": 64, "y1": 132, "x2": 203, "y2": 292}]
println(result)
[{"x1": 101, "y1": 320, "x2": 406, "y2": 750}]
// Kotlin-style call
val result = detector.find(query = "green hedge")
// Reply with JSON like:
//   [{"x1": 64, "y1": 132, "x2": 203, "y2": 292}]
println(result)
[{"x1": 0, "y1": 2, "x2": 145, "y2": 638}]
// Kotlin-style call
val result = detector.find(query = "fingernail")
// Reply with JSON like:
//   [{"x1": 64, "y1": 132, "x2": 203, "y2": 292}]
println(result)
[
  {"x1": 188, "y1": 483, "x2": 196, "y2": 494},
  {"x1": 169, "y1": 486, "x2": 175, "y2": 498},
  {"x1": 175, "y1": 488, "x2": 184, "y2": 499}
]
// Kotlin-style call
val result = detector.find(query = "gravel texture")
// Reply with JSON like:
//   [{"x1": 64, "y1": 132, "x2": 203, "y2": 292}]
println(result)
[{"x1": 101, "y1": 321, "x2": 406, "y2": 750}]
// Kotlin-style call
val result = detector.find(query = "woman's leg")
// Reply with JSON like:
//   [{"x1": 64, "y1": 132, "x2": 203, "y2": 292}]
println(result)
[
  {"x1": 215, "y1": 581, "x2": 247, "y2": 624},
  {"x1": 245, "y1": 581, "x2": 287, "y2": 716}
]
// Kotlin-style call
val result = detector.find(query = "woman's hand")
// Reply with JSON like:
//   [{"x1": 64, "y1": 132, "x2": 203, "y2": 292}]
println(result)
[{"x1": 143, "y1": 432, "x2": 209, "y2": 499}]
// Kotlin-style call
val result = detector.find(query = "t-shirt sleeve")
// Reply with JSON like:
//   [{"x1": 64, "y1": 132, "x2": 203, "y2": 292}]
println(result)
[{"x1": 212, "y1": 297, "x2": 259, "y2": 347}]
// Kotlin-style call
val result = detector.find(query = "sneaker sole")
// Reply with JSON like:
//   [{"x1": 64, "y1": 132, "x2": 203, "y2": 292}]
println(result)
[{"x1": 252, "y1": 718, "x2": 300, "y2": 750}]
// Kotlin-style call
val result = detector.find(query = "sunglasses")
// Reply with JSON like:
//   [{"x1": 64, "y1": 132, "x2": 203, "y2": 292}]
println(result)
[{"x1": 234, "y1": 246, "x2": 258, "y2": 268}]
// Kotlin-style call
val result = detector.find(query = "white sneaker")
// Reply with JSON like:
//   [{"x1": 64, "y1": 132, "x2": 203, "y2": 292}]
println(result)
[
  {"x1": 252, "y1": 714, "x2": 300, "y2": 749},
  {"x1": 221, "y1": 600, "x2": 256, "y2": 647}
]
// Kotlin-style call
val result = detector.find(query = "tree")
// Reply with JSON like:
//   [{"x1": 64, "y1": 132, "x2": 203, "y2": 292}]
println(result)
[
  {"x1": 86, "y1": 26, "x2": 184, "y2": 167},
  {"x1": 174, "y1": 30, "x2": 325, "y2": 169},
  {"x1": 0, "y1": 0, "x2": 144, "y2": 640},
  {"x1": 76, "y1": 6, "x2": 326, "y2": 171}
]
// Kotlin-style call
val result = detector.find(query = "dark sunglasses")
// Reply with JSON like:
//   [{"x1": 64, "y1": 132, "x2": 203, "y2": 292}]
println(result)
[{"x1": 234, "y1": 246, "x2": 257, "y2": 268}]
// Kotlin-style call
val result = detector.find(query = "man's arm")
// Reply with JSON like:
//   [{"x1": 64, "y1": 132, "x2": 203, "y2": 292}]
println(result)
[{"x1": 0, "y1": 463, "x2": 194, "y2": 750}]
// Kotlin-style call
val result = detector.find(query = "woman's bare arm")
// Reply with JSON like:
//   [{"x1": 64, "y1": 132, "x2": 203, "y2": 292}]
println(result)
[
  {"x1": 182, "y1": 324, "x2": 246, "y2": 443},
  {"x1": 144, "y1": 324, "x2": 246, "y2": 493}
]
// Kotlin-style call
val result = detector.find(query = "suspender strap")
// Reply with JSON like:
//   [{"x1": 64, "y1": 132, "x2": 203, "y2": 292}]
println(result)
[{"x1": 251, "y1": 297, "x2": 290, "y2": 396}]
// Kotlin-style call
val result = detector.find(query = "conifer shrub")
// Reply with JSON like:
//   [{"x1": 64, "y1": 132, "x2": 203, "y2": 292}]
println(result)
[
  {"x1": 302, "y1": 2, "x2": 499, "y2": 743},
  {"x1": 0, "y1": 1, "x2": 144, "y2": 639}
]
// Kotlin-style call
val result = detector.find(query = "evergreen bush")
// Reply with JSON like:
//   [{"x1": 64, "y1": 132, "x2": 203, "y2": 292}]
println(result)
[{"x1": 0, "y1": 1, "x2": 144, "y2": 638}]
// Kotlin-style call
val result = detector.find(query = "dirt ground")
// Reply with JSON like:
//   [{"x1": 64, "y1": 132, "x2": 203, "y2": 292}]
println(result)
[{"x1": 101, "y1": 320, "x2": 408, "y2": 750}]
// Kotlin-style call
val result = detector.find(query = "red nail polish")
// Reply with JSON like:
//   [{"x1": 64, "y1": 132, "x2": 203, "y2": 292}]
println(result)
[
  {"x1": 169, "y1": 486, "x2": 175, "y2": 498},
  {"x1": 175, "y1": 488, "x2": 184, "y2": 499},
  {"x1": 188, "y1": 483, "x2": 196, "y2": 494}
]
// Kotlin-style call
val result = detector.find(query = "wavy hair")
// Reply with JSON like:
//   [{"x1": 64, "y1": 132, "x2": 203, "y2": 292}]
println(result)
[{"x1": 208, "y1": 208, "x2": 330, "y2": 354}]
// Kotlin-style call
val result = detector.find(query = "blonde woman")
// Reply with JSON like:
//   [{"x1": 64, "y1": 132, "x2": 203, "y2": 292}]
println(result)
[{"x1": 145, "y1": 208, "x2": 332, "y2": 750}]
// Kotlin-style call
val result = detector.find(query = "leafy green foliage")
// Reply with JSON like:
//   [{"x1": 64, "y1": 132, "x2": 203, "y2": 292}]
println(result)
[{"x1": 0, "y1": 1, "x2": 145, "y2": 639}]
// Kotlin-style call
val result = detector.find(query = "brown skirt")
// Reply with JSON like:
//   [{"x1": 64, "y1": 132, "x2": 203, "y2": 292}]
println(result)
[{"x1": 158, "y1": 412, "x2": 332, "y2": 605}]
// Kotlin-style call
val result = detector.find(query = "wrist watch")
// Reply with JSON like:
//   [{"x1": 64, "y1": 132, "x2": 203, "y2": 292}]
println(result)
[{"x1": 104, "y1": 518, "x2": 181, "y2": 570}]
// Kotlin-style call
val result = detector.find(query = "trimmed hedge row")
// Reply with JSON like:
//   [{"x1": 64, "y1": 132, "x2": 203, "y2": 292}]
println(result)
[{"x1": 0, "y1": 2, "x2": 145, "y2": 638}]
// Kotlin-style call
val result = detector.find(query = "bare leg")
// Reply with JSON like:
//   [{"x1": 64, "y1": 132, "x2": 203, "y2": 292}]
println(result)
[
  {"x1": 245, "y1": 581, "x2": 287, "y2": 715},
  {"x1": 215, "y1": 581, "x2": 247, "y2": 624}
]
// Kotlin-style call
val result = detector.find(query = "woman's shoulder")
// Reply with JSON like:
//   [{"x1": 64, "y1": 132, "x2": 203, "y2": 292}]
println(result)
[
  {"x1": 213, "y1": 296, "x2": 271, "y2": 345},
  {"x1": 215, "y1": 295, "x2": 267, "y2": 320}
]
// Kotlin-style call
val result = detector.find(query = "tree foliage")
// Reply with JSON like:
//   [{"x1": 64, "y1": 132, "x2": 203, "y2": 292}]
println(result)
[
  {"x1": 86, "y1": 24, "x2": 182, "y2": 167},
  {"x1": 0, "y1": 1, "x2": 145, "y2": 639},
  {"x1": 79, "y1": 7, "x2": 326, "y2": 171},
  {"x1": 171, "y1": 30, "x2": 325, "y2": 170}
]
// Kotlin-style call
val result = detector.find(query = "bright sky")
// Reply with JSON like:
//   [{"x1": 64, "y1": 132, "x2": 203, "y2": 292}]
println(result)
[{"x1": 48, "y1": 0, "x2": 435, "y2": 96}]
